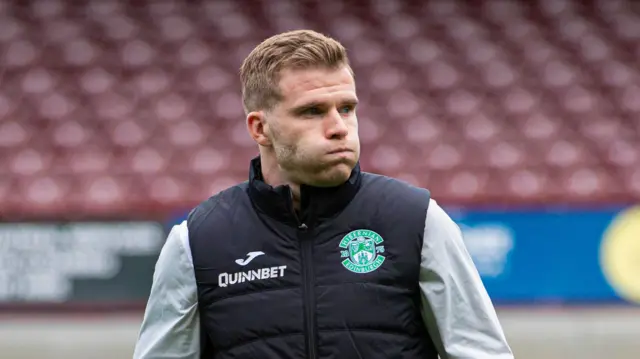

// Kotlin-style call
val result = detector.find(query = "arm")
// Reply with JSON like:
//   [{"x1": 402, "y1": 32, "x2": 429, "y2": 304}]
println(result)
[
  {"x1": 419, "y1": 199, "x2": 513, "y2": 359},
  {"x1": 133, "y1": 221, "x2": 201, "y2": 359}
]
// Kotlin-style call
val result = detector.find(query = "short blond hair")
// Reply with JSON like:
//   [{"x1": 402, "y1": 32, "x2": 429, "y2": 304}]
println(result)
[{"x1": 239, "y1": 29, "x2": 353, "y2": 114}]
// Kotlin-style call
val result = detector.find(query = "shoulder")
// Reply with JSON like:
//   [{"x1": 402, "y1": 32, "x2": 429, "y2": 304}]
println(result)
[
  {"x1": 360, "y1": 172, "x2": 431, "y2": 208},
  {"x1": 155, "y1": 221, "x2": 196, "y2": 282},
  {"x1": 187, "y1": 181, "x2": 249, "y2": 238},
  {"x1": 422, "y1": 199, "x2": 465, "y2": 249},
  {"x1": 424, "y1": 199, "x2": 459, "y2": 232}
]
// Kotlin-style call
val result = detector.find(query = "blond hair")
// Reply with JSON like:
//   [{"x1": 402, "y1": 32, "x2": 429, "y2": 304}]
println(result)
[{"x1": 239, "y1": 29, "x2": 353, "y2": 114}]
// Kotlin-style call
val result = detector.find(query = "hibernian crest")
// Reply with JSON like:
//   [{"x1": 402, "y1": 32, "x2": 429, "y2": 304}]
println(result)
[{"x1": 339, "y1": 229, "x2": 385, "y2": 273}]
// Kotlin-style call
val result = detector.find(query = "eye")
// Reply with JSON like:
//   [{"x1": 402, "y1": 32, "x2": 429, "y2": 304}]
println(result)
[
  {"x1": 339, "y1": 105, "x2": 354, "y2": 114},
  {"x1": 303, "y1": 107, "x2": 322, "y2": 115}
]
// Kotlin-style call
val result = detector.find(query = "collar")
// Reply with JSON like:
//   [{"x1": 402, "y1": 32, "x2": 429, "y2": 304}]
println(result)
[{"x1": 247, "y1": 156, "x2": 362, "y2": 228}]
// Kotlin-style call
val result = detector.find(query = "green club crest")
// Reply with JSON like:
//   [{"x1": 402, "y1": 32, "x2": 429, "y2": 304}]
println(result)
[{"x1": 339, "y1": 229, "x2": 385, "y2": 273}]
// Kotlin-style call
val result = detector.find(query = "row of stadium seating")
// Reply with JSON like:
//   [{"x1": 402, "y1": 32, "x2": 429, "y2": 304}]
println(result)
[{"x1": 1, "y1": 0, "x2": 639, "y2": 217}]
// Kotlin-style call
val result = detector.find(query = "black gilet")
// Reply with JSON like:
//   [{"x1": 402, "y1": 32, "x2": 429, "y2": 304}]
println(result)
[{"x1": 187, "y1": 157, "x2": 437, "y2": 359}]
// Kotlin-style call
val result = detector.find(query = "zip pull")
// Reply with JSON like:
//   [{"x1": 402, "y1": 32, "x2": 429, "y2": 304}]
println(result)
[{"x1": 298, "y1": 223, "x2": 308, "y2": 231}]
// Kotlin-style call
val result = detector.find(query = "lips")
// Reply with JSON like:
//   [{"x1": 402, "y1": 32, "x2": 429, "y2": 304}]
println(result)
[{"x1": 328, "y1": 148, "x2": 353, "y2": 154}]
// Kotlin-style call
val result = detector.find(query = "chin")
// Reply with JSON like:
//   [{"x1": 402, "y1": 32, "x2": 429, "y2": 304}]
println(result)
[{"x1": 312, "y1": 163, "x2": 353, "y2": 187}]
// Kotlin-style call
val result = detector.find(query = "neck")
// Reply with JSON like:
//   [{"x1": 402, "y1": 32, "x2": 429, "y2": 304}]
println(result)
[
  {"x1": 247, "y1": 154, "x2": 362, "y2": 227},
  {"x1": 259, "y1": 150, "x2": 301, "y2": 210}
]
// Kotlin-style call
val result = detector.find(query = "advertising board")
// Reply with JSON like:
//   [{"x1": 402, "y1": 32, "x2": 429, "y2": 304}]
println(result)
[{"x1": 0, "y1": 221, "x2": 165, "y2": 305}]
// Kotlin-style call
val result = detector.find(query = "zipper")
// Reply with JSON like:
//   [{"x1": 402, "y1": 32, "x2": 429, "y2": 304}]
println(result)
[{"x1": 298, "y1": 222, "x2": 317, "y2": 359}]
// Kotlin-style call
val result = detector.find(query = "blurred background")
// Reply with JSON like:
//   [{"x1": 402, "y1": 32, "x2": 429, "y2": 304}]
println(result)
[{"x1": 0, "y1": 0, "x2": 639, "y2": 358}]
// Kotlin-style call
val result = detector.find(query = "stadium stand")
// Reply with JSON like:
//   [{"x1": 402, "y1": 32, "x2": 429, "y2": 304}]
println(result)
[{"x1": 0, "y1": 0, "x2": 639, "y2": 219}]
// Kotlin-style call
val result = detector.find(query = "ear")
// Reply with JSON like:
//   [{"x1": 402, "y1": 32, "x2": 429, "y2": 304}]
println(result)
[{"x1": 246, "y1": 111, "x2": 272, "y2": 146}]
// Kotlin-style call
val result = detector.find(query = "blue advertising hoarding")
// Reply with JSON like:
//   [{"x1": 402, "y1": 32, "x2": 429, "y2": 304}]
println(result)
[
  {"x1": 447, "y1": 205, "x2": 640, "y2": 305},
  {"x1": 167, "y1": 205, "x2": 640, "y2": 305}
]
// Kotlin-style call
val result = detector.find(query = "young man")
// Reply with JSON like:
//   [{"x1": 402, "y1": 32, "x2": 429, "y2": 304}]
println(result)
[{"x1": 133, "y1": 30, "x2": 513, "y2": 359}]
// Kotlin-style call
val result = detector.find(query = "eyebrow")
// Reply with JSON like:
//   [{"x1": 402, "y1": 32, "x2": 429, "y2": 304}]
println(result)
[{"x1": 290, "y1": 98, "x2": 359, "y2": 113}]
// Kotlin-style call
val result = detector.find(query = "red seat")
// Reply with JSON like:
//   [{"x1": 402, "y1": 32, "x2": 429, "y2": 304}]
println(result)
[
  {"x1": 15, "y1": 175, "x2": 71, "y2": 215},
  {"x1": 561, "y1": 84, "x2": 599, "y2": 115},
  {"x1": 501, "y1": 84, "x2": 543, "y2": 116},
  {"x1": 422, "y1": 139, "x2": 484, "y2": 171},
  {"x1": 117, "y1": 39, "x2": 157, "y2": 69},
  {"x1": 423, "y1": 59, "x2": 461, "y2": 91},
  {"x1": 480, "y1": 60, "x2": 519, "y2": 90},
  {"x1": 126, "y1": 146, "x2": 170, "y2": 175},
  {"x1": 183, "y1": 147, "x2": 228, "y2": 175},
  {"x1": 540, "y1": 59, "x2": 579, "y2": 90},
  {"x1": 78, "y1": 67, "x2": 120, "y2": 96},
  {"x1": 163, "y1": 120, "x2": 207, "y2": 148},
  {"x1": 432, "y1": 169, "x2": 493, "y2": 204},
  {"x1": 457, "y1": 111, "x2": 509, "y2": 143},
  {"x1": 41, "y1": 18, "x2": 83, "y2": 44},
  {"x1": 0, "y1": 121, "x2": 31, "y2": 148},
  {"x1": 106, "y1": 119, "x2": 150, "y2": 148},
  {"x1": 622, "y1": 169, "x2": 640, "y2": 198},
  {"x1": 602, "y1": 139, "x2": 640, "y2": 168},
  {"x1": 574, "y1": 114, "x2": 630, "y2": 143},
  {"x1": 8, "y1": 148, "x2": 52, "y2": 176},
  {"x1": 156, "y1": 15, "x2": 195, "y2": 44},
  {"x1": 599, "y1": 60, "x2": 634, "y2": 88},
  {"x1": 72, "y1": 174, "x2": 130, "y2": 214},
  {"x1": 0, "y1": 176, "x2": 12, "y2": 209},
  {"x1": 62, "y1": 145, "x2": 113, "y2": 175},
  {"x1": 483, "y1": 1, "x2": 526, "y2": 26},
  {"x1": 512, "y1": 112, "x2": 564, "y2": 141},
  {"x1": 617, "y1": 84, "x2": 640, "y2": 114},
  {"x1": 366, "y1": 144, "x2": 406, "y2": 173},
  {"x1": 557, "y1": 167, "x2": 622, "y2": 202},
  {"x1": 385, "y1": 90, "x2": 424, "y2": 119},
  {"x1": 539, "y1": 137, "x2": 598, "y2": 168},
  {"x1": 48, "y1": 120, "x2": 94, "y2": 149},
  {"x1": 144, "y1": 175, "x2": 189, "y2": 204},
  {"x1": 357, "y1": 115, "x2": 385, "y2": 145},
  {"x1": 484, "y1": 140, "x2": 535, "y2": 169},
  {"x1": 577, "y1": 33, "x2": 611, "y2": 63},
  {"x1": 189, "y1": 63, "x2": 234, "y2": 94},
  {"x1": 504, "y1": 168, "x2": 556, "y2": 202},
  {"x1": 406, "y1": 37, "x2": 443, "y2": 66},
  {"x1": 91, "y1": 91, "x2": 137, "y2": 122},
  {"x1": 61, "y1": 37, "x2": 102, "y2": 68},
  {"x1": 3, "y1": 38, "x2": 41, "y2": 69},
  {"x1": 210, "y1": 91, "x2": 244, "y2": 122},
  {"x1": 400, "y1": 113, "x2": 455, "y2": 146}
]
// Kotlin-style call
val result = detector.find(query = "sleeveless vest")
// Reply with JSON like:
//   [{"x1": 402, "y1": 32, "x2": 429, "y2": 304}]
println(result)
[{"x1": 187, "y1": 157, "x2": 437, "y2": 359}]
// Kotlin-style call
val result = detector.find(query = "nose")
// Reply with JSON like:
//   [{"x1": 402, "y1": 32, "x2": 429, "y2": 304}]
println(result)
[{"x1": 324, "y1": 109, "x2": 349, "y2": 139}]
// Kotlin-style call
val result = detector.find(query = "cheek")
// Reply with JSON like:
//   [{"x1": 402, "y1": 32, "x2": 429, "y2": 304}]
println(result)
[
  {"x1": 347, "y1": 116, "x2": 359, "y2": 132},
  {"x1": 269, "y1": 125, "x2": 295, "y2": 145},
  {"x1": 348, "y1": 122, "x2": 360, "y2": 141},
  {"x1": 273, "y1": 130, "x2": 307, "y2": 155},
  {"x1": 291, "y1": 126, "x2": 322, "y2": 146}
]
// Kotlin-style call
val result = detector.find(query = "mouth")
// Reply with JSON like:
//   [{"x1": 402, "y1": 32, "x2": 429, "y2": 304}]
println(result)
[{"x1": 327, "y1": 148, "x2": 353, "y2": 154}]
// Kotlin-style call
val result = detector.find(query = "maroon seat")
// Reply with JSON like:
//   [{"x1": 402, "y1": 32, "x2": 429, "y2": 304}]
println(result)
[
  {"x1": 13, "y1": 175, "x2": 71, "y2": 216},
  {"x1": 71, "y1": 174, "x2": 132, "y2": 214},
  {"x1": 621, "y1": 168, "x2": 640, "y2": 197},
  {"x1": 557, "y1": 166, "x2": 624, "y2": 203},
  {"x1": 503, "y1": 168, "x2": 557, "y2": 203}
]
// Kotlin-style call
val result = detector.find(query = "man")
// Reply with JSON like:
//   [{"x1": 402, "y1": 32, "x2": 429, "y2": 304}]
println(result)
[{"x1": 133, "y1": 30, "x2": 513, "y2": 359}]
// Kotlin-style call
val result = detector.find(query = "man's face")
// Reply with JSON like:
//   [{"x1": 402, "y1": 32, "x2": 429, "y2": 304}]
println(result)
[{"x1": 264, "y1": 65, "x2": 360, "y2": 187}]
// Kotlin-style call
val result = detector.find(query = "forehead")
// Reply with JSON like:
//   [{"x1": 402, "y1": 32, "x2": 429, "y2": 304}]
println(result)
[{"x1": 277, "y1": 66, "x2": 357, "y2": 106}]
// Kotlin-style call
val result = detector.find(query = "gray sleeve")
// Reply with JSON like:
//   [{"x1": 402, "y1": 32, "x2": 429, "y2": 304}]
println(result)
[
  {"x1": 133, "y1": 221, "x2": 201, "y2": 359},
  {"x1": 419, "y1": 199, "x2": 514, "y2": 359}
]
